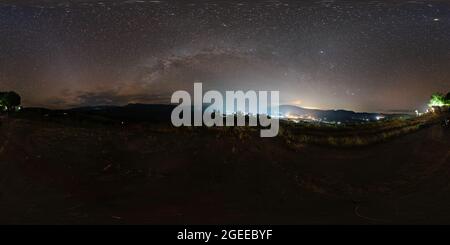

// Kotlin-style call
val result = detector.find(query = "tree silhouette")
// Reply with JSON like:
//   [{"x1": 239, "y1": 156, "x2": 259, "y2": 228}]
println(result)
[{"x1": 0, "y1": 91, "x2": 21, "y2": 111}]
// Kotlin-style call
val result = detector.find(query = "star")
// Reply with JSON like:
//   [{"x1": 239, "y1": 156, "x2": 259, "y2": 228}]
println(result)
[{"x1": 0, "y1": 0, "x2": 448, "y2": 112}]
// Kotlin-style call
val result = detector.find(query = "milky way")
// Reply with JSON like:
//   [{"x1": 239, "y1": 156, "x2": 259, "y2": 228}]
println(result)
[{"x1": 0, "y1": 0, "x2": 449, "y2": 112}]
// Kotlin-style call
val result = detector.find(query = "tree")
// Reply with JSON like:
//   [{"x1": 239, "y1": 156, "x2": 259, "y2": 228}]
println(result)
[
  {"x1": 446, "y1": 92, "x2": 450, "y2": 102},
  {"x1": 428, "y1": 93, "x2": 446, "y2": 107},
  {"x1": 0, "y1": 91, "x2": 21, "y2": 111}
]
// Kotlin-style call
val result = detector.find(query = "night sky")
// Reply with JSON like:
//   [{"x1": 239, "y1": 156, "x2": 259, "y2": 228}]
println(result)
[{"x1": 1, "y1": 0, "x2": 449, "y2": 112}]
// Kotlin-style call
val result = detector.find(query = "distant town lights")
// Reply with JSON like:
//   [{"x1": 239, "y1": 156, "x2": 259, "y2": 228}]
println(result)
[{"x1": 415, "y1": 110, "x2": 424, "y2": 116}]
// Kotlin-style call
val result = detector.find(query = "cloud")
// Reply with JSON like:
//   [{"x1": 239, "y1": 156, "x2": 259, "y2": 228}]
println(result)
[
  {"x1": 46, "y1": 82, "x2": 171, "y2": 108},
  {"x1": 73, "y1": 90, "x2": 170, "y2": 107}
]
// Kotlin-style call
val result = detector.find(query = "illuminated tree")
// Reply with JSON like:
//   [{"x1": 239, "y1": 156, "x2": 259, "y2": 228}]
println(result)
[{"x1": 428, "y1": 93, "x2": 446, "y2": 107}]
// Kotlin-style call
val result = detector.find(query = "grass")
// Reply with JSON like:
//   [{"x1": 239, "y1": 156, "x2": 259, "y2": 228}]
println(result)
[{"x1": 281, "y1": 112, "x2": 446, "y2": 147}]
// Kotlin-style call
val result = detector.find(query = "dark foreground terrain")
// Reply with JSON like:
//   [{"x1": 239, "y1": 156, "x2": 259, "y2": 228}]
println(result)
[{"x1": 0, "y1": 111, "x2": 449, "y2": 224}]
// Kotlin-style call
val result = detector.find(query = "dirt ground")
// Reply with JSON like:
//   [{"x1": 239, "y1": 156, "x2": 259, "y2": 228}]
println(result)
[{"x1": 0, "y1": 117, "x2": 449, "y2": 224}]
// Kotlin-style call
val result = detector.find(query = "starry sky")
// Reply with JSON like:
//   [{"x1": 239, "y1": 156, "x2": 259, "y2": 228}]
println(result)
[{"x1": 1, "y1": 0, "x2": 449, "y2": 112}]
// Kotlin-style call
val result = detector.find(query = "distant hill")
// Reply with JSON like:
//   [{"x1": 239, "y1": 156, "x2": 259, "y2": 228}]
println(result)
[
  {"x1": 69, "y1": 103, "x2": 176, "y2": 123},
  {"x1": 20, "y1": 103, "x2": 411, "y2": 124},
  {"x1": 278, "y1": 105, "x2": 410, "y2": 123}
]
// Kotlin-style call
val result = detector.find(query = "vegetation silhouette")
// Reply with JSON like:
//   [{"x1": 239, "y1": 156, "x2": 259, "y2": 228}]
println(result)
[{"x1": 0, "y1": 91, "x2": 21, "y2": 112}]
